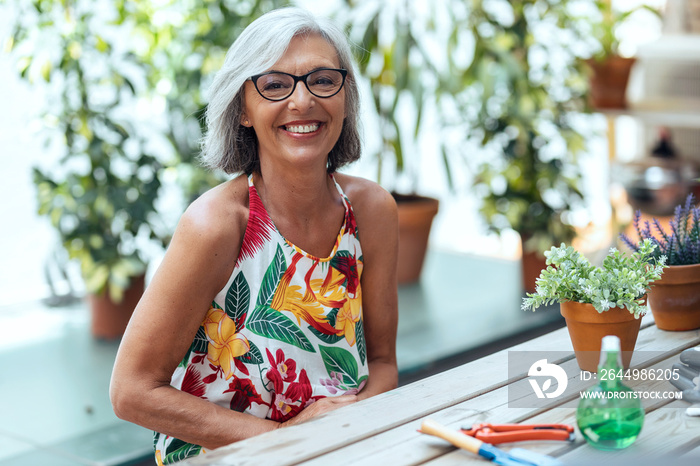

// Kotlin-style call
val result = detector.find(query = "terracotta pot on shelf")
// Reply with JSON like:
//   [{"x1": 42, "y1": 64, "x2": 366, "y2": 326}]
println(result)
[
  {"x1": 87, "y1": 274, "x2": 145, "y2": 340},
  {"x1": 648, "y1": 263, "x2": 700, "y2": 331},
  {"x1": 560, "y1": 300, "x2": 642, "y2": 372},
  {"x1": 393, "y1": 193, "x2": 439, "y2": 284},
  {"x1": 586, "y1": 56, "x2": 636, "y2": 110}
]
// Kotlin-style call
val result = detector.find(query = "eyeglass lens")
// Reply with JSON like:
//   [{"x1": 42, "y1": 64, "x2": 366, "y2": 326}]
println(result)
[{"x1": 255, "y1": 69, "x2": 345, "y2": 100}]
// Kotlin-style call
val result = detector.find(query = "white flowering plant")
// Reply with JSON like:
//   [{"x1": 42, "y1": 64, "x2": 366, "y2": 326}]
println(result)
[{"x1": 522, "y1": 239, "x2": 666, "y2": 318}]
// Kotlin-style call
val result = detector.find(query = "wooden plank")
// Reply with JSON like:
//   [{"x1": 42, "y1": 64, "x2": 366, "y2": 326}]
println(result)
[
  {"x1": 295, "y1": 327, "x2": 697, "y2": 465},
  {"x1": 182, "y1": 319, "x2": 697, "y2": 465},
  {"x1": 426, "y1": 355, "x2": 692, "y2": 465},
  {"x1": 322, "y1": 347, "x2": 686, "y2": 466},
  {"x1": 679, "y1": 442, "x2": 700, "y2": 459}
]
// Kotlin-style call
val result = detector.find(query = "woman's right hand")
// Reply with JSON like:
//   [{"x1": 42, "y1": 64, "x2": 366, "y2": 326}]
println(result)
[{"x1": 280, "y1": 395, "x2": 358, "y2": 428}]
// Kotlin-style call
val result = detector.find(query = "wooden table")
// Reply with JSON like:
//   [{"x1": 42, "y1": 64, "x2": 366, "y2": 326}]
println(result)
[{"x1": 184, "y1": 315, "x2": 700, "y2": 465}]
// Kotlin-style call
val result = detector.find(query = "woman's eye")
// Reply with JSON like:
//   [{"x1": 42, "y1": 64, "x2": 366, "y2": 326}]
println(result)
[{"x1": 262, "y1": 81, "x2": 288, "y2": 91}]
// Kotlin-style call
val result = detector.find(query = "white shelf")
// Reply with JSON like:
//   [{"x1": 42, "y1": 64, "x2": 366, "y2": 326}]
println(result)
[{"x1": 602, "y1": 107, "x2": 700, "y2": 128}]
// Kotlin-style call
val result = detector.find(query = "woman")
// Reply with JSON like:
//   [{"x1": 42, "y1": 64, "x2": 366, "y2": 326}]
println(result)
[{"x1": 109, "y1": 7, "x2": 399, "y2": 464}]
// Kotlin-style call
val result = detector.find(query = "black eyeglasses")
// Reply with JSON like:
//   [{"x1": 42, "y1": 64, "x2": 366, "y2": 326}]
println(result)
[{"x1": 249, "y1": 68, "x2": 347, "y2": 101}]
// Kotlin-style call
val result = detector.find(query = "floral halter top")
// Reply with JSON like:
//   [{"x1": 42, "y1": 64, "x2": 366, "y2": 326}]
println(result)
[{"x1": 154, "y1": 174, "x2": 368, "y2": 464}]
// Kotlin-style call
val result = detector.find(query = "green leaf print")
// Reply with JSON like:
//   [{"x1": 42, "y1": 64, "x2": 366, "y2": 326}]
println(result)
[
  {"x1": 191, "y1": 326, "x2": 208, "y2": 353},
  {"x1": 256, "y1": 244, "x2": 287, "y2": 307},
  {"x1": 308, "y1": 325, "x2": 343, "y2": 344},
  {"x1": 237, "y1": 340, "x2": 263, "y2": 365},
  {"x1": 163, "y1": 438, "x2": 202, "y2": 464},
  {"x1": 355, "y1": 320, "x2": 366, "y2": 366},
  {"x1": 319, "y1": 345, "x2": 359, "y2": 386},
  {"x1": 247, "y1": 304, "x2": 315, "y2": 352},
  {"x1": 358, "y1": 375, "x2": 368, "y2": 388},
  {"x1": 225, "y1": 272, "x2": 250, "y2": 323},
  {"x1": 331, "y1": 250, "x2": 352, "y2": 265},
  {"x1": 326, "y1": 308, "x2": 339, "y2": 327}
]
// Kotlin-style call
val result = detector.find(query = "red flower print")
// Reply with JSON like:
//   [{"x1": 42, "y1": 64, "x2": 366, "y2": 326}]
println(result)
[
  {"x1": 286, "y1": 368, "x2": 312, "y2": 402},
  {"x1": 181, "y1": 366, "x2": 207, "y2": 399},
  {"x1": 224, "y1": 377, "x2": 266, "y2": 413},
  {"x1": 267, "y1": 369, "x2": 313, "y2": 422},
  {"x1": 264, "y1": 349, "x2": 314, "y2": 422},
  {"x1": 272, "y1": 394, "x2": 295, "y2": 418},
  {"x1": 265, "y1": 348, "x2": 297, "y2": 387}
]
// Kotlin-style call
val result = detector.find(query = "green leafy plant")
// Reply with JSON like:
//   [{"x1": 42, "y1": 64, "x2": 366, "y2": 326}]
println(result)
[
  {"x1": 119, "y1": 0, "x2": 288, "y2": 202},
  {"x1": 342, "y1": 1, "x2": 593, "y2": 256},
  {"x1": 340, "y1": 0, "x2": 449, "y2": 190},
  {"x1": 590, "y1": 0, "x2": 659, "y2": 61},
  {"x1": 522, "y1": 239, "x2": 666, "y2": 317},
  {"x1": 460, "y1": 1, "x2": 591, "y2": 253},
  {"x1": 6, "y1": 0, "x2": 286, "y2": 302},
  {"x1": 8, "y1": 0, "x2": 169, "y2": 302}
]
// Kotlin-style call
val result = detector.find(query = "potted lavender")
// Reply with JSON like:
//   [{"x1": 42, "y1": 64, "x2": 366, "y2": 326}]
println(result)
[{"x1": 620, "y1": 194, "x2": 700, "y2": 331}]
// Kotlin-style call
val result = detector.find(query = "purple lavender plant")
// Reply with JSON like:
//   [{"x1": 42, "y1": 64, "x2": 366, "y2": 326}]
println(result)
[{"x1": 620, "y1": 194, "x2": 700, "y2": 265}]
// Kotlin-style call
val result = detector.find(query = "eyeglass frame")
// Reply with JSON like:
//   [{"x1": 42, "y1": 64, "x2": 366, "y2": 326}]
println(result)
[{"x1": 248, "y1": 68, "x2": 348, "y2": 102}]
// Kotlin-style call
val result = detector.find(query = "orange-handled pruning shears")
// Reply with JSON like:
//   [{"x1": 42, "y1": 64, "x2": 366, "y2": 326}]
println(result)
[{"x1": 460, "y1": 423, "x2": 575, "y2": 444}]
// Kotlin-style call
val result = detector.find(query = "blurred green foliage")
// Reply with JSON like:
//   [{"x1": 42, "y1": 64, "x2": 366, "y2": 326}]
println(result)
[
  {"x1": 342, "y1": 0, "x2": 595, "y2": 253},
  {"x1": 591, "y1": 0, "x2": 659, "y2": 61},
  {"x1": 7, "y1": 0, "x2": 287, "y2": 302},
  {"x1": 462, "y1": 0, "x2": 592, "y2": 253},
  {"x1": 115, "y1": 0, "x2": 288, "y2": 201},
  {"x1": 6, "y1": 0, "x2": 634, "y2": 301}
]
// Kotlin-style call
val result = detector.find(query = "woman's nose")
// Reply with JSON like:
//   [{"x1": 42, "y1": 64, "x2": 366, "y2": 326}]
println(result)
[{"x1": 287, "y1": 81, "x2": 315, "y2": 110}]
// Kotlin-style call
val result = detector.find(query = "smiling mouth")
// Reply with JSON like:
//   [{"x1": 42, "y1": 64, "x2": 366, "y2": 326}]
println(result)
[{"x1": 283, "y1": 123, "x2": 321, "y2": 134}]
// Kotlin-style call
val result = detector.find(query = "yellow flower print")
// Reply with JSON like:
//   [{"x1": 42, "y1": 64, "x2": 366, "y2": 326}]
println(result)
[
  {"x1": 155, "y1": 450, "x2": 163, "y2": 466},
  {"x1": 309, "y1": 266, "x2": 347, "y2": 309},
  {"x1": 203, "y1": 306, "x2": 250, "y2": 379},
  {"x1": 334, "y1": 291, "x2": 362, "y2": 346}
]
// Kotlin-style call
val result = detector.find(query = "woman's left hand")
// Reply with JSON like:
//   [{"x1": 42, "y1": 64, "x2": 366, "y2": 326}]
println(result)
[{"x1": 280, "y1": 395, "x2": 358, "y2": 428}]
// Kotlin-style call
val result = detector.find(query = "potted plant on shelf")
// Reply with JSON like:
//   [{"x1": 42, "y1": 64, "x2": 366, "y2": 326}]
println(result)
[
  {"x1": 8, "y1": 0, "x2": 169, "y2": 339},
  {"x1": 522, "y1": 240, "x2": 666, "y2": 372},
  {"x1": 620, "y1": 194, "x2": 700, "y2": 331},
  {"x1": 586, "y1": 1, "x2": 659, "y2": 109}
]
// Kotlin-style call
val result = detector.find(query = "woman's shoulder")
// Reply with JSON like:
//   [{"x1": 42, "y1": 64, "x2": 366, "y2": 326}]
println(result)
[
  {"x1": 177, "y1": 174, "x2": 250, "y2": 246},
  {"x1": 333, "y1": 173, "x2": 397, "y2": 241},
  {"x1": 333, "y1": 173, "x2": 396, "y2": 214}
]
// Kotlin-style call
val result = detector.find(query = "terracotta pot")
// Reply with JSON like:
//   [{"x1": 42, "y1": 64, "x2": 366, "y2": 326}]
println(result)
[
  {"x1": 521, "y1": 247, "x2": 547, "y2": 294},
  {"x1": 586, "y1": 56, "x2": 636, "y2": 110},
  {"x1": 87, "y1": 274, "x2": 145, "y2": 340},
  {"x1": 560, "y1": 301, "x2": 642, "y2": 372},
  {"x1": 393, "y1": 193, "x2": 439, "y2": 284},
  {"x1": 648, "y1": 263, "x2": 700, "y2": 331}
]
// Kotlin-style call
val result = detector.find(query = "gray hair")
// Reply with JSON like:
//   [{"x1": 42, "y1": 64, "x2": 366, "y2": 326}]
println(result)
[{"x1": 201, "y1": 7, "x2": 361, "y2": 175}]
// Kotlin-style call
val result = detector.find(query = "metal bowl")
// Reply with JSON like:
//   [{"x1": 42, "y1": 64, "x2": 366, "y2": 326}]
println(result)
[{"x1": 616, "y1": 159, "x2": 695, "y2": 216}]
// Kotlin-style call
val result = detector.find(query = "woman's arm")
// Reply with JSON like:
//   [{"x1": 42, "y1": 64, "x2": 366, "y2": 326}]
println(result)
[
  {"x1": 337, "y1": 175, "x2": 399, "y2": 400},
  {"x1": 110, "y1": 179, "x2": 279, "y2": 449}
]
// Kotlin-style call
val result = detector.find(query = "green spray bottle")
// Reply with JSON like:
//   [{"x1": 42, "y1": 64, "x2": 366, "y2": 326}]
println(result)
[{"x1": 576, "y1": 335, "x2": 645, "y2": 450}]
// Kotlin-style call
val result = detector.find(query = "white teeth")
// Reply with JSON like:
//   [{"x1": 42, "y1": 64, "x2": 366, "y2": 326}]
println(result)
[{"x1": 285, "y1": 124, "x2": 319, "y2": 133}]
